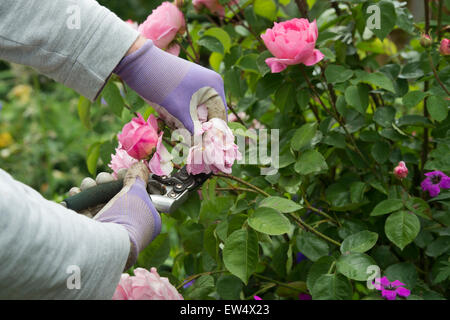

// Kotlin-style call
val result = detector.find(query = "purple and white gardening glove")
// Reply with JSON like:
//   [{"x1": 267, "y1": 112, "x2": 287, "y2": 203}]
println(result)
[
  {"x1": 70, "y1": 163, "x2": 161, "y2": 270},
  {"x1": 113, "y1": 39, "x2": 227, "y2": 134}
]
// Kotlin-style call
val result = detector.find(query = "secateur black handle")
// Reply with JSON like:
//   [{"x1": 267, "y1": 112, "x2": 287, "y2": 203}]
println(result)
[{"x1": 62, "y1": 179, "x2": 124, "y2": 212}]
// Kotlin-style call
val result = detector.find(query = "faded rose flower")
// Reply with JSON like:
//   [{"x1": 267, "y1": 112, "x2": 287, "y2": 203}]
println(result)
[
  {"x1": 148, "y1": 133, "x2": 174, "y2": 176},
  {"x1": 108, "y1": 143, "x2": 139, "y2": 178},
  {"x1": 439, "y1": 38, "x2": 450, "y2": 56},
  {"x1": 117, "y1": 113, "x2": 159, "y2": 160},
  {"x1": 138, "y1": 2, "x2": 185, "y2": 51},
  {"x1": 186, "y1": 118, "x2": 242, "y2": 175},
  {"x1": 393, "y1": 161, "x2": 408, "y2": 179},
  {"x1": 113, "y1": 267, "x2": 183, "y2": 300},
  {"x1": 261, "y1": 18, "x2": 324, "y2": 73}
]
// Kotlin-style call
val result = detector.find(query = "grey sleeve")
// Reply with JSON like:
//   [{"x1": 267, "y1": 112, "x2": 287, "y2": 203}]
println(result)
[
  {"x1": 0, "y1": 169, "x2": 130, "y2": 299},
  {"x1": 0, "y1": 0, "x2": 140, "y2": 101}
]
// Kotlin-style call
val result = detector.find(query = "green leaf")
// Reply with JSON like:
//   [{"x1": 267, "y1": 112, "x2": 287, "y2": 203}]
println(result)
[
  {"x1": 86, "y1": 142, "x2": 101, "y2": 176},
  {"x1": 405, "y1": 197, "x2": 432, "y2": 220},
  {"x1": 296, "y1": 231, "x2": 329, "y2": 262},
  {"x1": 306, "y1": 256, "x2": 336, "y2": 292},
  {"x1": 294, "y1": 149, "x2": 328, "y2": 175},
  {"x1": 370, "y1": 199, "x2": 404, "y2": 216},
  {"x1": 198, "y1": 35, "x2": 224, "y2": 54},
  {"x1": 371, "y1": 140, "x2": 390, "y2": 164},
  {"x1": 325, "y1": 65, "x2": 353, "y2": 83},
  {"x1": 311, "y1": 274, "x2": 353, "y2": 300},
  {"x1": 248, "y1": 207, "x2": 292, "y2": 235},
  {"x1": 323, "y1": 132, "x2": 346, "y2": 149},
  {"x1": 402, "y1": 91, "x2": 428, "y2": 108},
  {"x1": 336, "y1": 253, "x2": 377, "y2": 281},
  {"x1": 373, "y1": 106, "x2": 396, "y2": 127},
  {"x1": 137, "y1": 233, "x2": 170, "y2": 269},
  {"x1": 396, "y1": 115, "x2": 433, "y2": 128},
  {"x1": 340, "y1": 231, "x2": 378, "y2": 254},
  {"x1": 256, "y1": 51, "x2": 272, "y2": 76},
  {"x1": 77, "y1": 96, "x2": 91, "y2": 129},
  {"x1": 345, "y1": 84, "x2": 369, "y2": 114},
  {"x1": 216, "y1": 275, "x2": 243, "y2": 300},
  {"x1": 355, "y1": 70, "x2": 395, "y2": 93},
  {"x1": 236, "y1": 54, "x2": 259, "y2": 73},
  {"x1": 223, "y1": 229, "x2": 259, "y2": 284},
  {"x1": 350, "y1": 181, "x2": 366, "y2": 203},
  {"x1": 425, "y1": 236, "x2": 450, "y2": 258},
  {"x1": 204, "y1": 27, "x2": 231, "y2": 53},
  {"x1": 385, "y1": 211, "x2": 421, "y2": 250},
  {"x1": 102, "y1": 81, "x2": 124, "y2": 117},
  {"x1": 291, "y1": 122, "x2": 318, "y2": 151},
  {"x1": 259, "y1": 196, "x2": 303, "y2": 213},
  {"x1": 427, "y1": 95, "x2": 448, "y2": 122},
  {"x1": 184, "y1": 275, "x2": 215, "y2": 299},
  {"x1": 253, "y1": 0, "x2": 277, "y2": 21},
  {"x1": 384, "y1": 262, "x2": 418, "y2": 289},
  {"x1": 367, "y1": 0, "x2": 397, "y2": 40}
]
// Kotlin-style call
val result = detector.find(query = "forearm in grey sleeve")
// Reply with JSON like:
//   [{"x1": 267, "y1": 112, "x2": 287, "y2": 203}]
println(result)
[
  {"x1": 0, "y1": 0, "x2": 139, "y2": 101},
  {"x1": 0, "y1": 168, "x2": 130, "y2": 299}
]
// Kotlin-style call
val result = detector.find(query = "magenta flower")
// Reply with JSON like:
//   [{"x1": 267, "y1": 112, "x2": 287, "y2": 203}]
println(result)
[
  {"x1": 372, "y1": 277, "x2": 410, "y2": 300},
  {"x1": 254, "y1": 295, "x2": 262, "y2": 300},
  {"x1": 420, "y1": 171, "x2": 450, "y2": 197},
  {"x1": 299, "y1": 293, "x2": 312, "y2": 300}
]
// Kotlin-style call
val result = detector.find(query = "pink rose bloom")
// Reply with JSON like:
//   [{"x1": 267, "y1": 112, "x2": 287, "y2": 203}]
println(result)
[
  {"x1": 261, "y1": 18, "x2": 324, "y2": 73},
  {"x1": 148, "y1": 133, "x2": 174, "y2": 176},
  {"x1": 187, "y1": 118, "x2": 242, "y2": 175},
  {"x1": 118, "y1": 113, "x2": 159, "y2": 160},
  {"x1": 439, "y1": 38, "x2": 450, "y2": 56},
  {"x1": 125, "y1": 19, "x2": 138, "y2": 30},
  {"x1": 193, "y1": 0, "x2": 226, "y2": 16},
  {"x1": 138, "y1": 2, "x2": 185, "y2": 51},
  {"x1": 113, "y1": 267, "x2": 183, "y2": 300},
  {"x1": 393, "y1": 161, "x2": 408, "y2": 179},
  {"x1": 108, "y1": 143, "x2": 139, "y2": 178}
]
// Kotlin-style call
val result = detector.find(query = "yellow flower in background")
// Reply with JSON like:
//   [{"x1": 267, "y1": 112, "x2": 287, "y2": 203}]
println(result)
[
  {"x1": 0, "y1": 132, "x2": 13, "y2": 148},
  {"x1": 10, "y1": 84, "x2": 32, "y2": 104}
]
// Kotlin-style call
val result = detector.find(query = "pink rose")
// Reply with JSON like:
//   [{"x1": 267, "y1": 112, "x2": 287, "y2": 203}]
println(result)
[
  {"x1": 108, "y1": 143, "x2": 139, "y2": 178},
  {"x1": 138, "y1": 2, "x2": 185, "y2": 51},
  {"x1": 113, "y1": 267, "x2": 183, "y2": 300},
  {"x1": 148, "y1": 133, "x2": 174, "y2": 176},
  {"x1": 193, "y1": 0, "x2": 226, "y2": 16},
  {"x1": 439, "y1": 38, "x2": 450, "y2": 56},
  {"x1": 187, "y1": 118, "x2": 242, "y2": 175},
  {"x1": 393, "y1": 161, "x2": 408, "y2": 180},
  {"x1": 117, "y1": 113, "x2": 159, "y2": 160},
  {"x1": 261, "y1": 18, "x2": 324, "y2": 73}
]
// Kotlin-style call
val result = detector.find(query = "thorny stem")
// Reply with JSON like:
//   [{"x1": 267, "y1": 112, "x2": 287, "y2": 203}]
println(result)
[
  {"x1": 437, "y1": 0, "x2": 443, "y2": 41},
  {"x1": 225, "y1": 2, "x2": 264, "y2": 46},
  {"x1": 300, "y1": 185, "x2": 338, "y2": 224},
  {"x1": 228, "y1": 102, "x2": 247, "y2": 127},
  {"x1": 185, "y1": 25, "x2": 200, "y2": 63},
  {"x1": 216, "y1": 173, "x2": 342, "y2": 247},
  {"x1": 428, "y1": 54, "x2": 450, "y2": 95}
]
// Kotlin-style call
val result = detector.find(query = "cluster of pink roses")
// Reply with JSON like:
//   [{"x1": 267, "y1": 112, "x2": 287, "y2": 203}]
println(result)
[{"x1": 109, "y1": 111, "x2": 241, "y2": 177}]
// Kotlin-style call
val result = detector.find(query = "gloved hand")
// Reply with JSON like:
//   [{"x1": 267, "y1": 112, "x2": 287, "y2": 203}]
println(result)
[
  {"x1": 68, "y1": 163, "x2": 161, "y2": 270},
  {"x1": 113, "y1": 38, "x2": 227, "y2": 134}
]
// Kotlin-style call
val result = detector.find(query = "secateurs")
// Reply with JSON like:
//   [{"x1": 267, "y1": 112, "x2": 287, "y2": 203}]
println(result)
[{"x1": 61, "y1": 166, "x2": 210, "y2": 214}]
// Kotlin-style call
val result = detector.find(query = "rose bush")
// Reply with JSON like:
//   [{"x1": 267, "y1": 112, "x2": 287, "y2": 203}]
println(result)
[{"x1": 73, "y1": 0, "x2": 450, "y2": 300}]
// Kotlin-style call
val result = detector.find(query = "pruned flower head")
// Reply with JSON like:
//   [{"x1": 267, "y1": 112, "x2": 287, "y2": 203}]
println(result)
[{"x1": 393, "y1": 161, "x2": 408, "y2": 179}]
